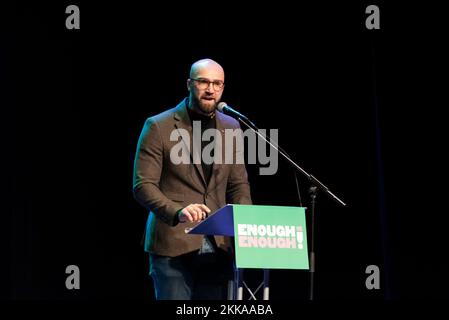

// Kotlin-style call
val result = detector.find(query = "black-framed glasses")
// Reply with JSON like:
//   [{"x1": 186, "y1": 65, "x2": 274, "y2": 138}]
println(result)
[{"x1": 189, "y1": 78, "x2": 225, "y2": 91}]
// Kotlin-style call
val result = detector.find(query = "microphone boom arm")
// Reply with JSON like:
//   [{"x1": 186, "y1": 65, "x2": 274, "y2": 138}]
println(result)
[{"x1": 237, "y1": 117, "x2": 346, "y2": 207}]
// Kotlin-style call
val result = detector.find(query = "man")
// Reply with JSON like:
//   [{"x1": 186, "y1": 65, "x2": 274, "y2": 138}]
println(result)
[{"x1": 133, "y1": 58, "x2": 252, "y2": 300}]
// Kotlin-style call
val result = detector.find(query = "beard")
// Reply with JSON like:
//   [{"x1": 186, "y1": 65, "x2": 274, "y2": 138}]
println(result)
[{"x1": 192, "y1": 95, "x2": 217, "y2": 114}]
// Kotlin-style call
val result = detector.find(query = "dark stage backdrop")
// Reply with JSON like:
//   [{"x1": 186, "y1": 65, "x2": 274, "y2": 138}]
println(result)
[{"x1": 1, "y1": 2, "x2": 447, "y2": 302}]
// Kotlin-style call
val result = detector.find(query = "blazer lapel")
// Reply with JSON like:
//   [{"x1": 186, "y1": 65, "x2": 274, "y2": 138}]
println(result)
[
  {"x1": 173, "y1": 99, "x2": 207, "y2": 188},
  {"x1": 207, "y1": 111, "x2": 225, "y2": 192}
]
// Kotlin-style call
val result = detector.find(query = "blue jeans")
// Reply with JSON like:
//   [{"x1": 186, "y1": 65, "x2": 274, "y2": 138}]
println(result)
[{"x1": 149, "y1": 249, "x2": 233, "y2": 300}]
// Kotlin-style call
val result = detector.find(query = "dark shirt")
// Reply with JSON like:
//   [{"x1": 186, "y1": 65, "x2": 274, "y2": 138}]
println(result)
[
  {"x1": 186, "y1": 102, "x2": 217, "y2": 186},
  {"x1": 186, "y1": 100, "x2": 218, "y2": 254}
]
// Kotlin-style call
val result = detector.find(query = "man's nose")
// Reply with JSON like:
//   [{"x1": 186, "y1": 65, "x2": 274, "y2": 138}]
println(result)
[{"x1": 205, "y1": 82, "x2": 215, "y2": 93}]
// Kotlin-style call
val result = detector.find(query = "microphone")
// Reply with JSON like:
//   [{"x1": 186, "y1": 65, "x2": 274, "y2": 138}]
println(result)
[{"x1": 216, "y1": 102, "x2": 253, "y2": 125}]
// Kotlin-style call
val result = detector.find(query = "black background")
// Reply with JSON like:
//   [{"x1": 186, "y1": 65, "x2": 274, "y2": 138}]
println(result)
[{"x1": 1, "y1": 1, "x2": 448, "y2": 303}]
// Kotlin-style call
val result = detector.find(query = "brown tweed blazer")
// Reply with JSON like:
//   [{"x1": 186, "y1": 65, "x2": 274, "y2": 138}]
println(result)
[{"x1": 133, "y1": 98, "x2": 252, "y2": 257}]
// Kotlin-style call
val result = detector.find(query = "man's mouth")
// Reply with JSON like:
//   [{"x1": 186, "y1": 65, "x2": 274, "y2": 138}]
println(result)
[{"x1": 201, "y1": 97, "x2": 214, "y2": 101}]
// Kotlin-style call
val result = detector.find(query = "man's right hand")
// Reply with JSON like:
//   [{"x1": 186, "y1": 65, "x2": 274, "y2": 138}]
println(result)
[{"x1": 178, "y1": 203, "x2": 211, "y2": 223}]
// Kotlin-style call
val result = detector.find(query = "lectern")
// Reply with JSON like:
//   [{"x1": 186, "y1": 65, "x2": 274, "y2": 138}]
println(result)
[{"x1": 187, "y1": 204, "x2": 309, "y2": 300}]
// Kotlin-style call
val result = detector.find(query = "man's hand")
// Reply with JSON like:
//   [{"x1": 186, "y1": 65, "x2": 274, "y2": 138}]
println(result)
[{"x1": 178, "y1": 203, "x2": 211, "y2": 223}]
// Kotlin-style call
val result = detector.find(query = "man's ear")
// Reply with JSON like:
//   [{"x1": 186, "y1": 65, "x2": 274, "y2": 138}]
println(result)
[{"x1": 186, "y1": 79, "x2": 191, "y2": 92}]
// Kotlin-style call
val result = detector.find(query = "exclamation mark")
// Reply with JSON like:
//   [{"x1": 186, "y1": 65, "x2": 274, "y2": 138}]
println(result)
[{"x1": 296, "y1": 226, "x2": 303, "y2": 249}]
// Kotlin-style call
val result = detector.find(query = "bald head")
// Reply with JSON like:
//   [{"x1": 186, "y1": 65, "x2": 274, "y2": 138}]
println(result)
[
  {"x1": 187, "y1": 59, "x2": 225, "y2": 116},
  {"x1": 189, "y1": 59, "x2": 225, "y2": 80}
]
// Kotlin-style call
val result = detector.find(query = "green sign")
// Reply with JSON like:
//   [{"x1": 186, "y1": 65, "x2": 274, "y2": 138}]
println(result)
[{"x1": 233, "y1": 205, "x2": 309, "y2": 269}]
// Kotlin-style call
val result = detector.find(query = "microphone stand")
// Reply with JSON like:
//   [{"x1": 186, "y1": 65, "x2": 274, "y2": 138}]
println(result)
[{"x1": 235, "y1": 116, "x2": 346, "y2": 301}]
